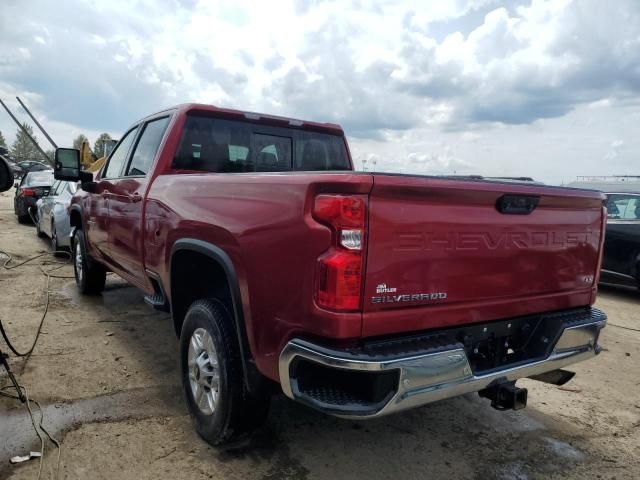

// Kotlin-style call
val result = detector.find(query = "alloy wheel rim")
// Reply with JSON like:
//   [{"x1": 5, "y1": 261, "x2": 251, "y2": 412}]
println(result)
[
  {"x1": 187, "y1": 327, "x2": 220, "y2": 415},
  {"x1": 75, "y1": 242, "x2": 83, "y2": 281}
]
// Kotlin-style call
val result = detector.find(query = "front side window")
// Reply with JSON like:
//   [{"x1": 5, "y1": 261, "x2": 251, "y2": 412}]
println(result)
[
  {"x1": 607, "y1": 195, "x2": 640, "y2": 220},
  {"x1": 126, "y1": 117, "x2": 170, "y2": 176},
  {"x1": 103, "y1": 127, "x2": 138, "y2": 179}
]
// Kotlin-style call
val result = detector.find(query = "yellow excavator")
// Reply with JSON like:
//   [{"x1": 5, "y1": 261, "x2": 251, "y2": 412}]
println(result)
[{"x1": 80, "y1": 140, "x2": 107, "y2": 172}]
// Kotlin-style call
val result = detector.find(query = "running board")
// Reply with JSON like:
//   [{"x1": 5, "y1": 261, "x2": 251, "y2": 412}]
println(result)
[{"x1": 144, "y1": 271, "x2": 170, "y2": 312}]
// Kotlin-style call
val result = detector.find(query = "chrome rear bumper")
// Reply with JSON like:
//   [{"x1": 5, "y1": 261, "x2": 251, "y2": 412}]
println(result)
[{"x1": 278, "y1": 310, "x2": 606, "y2": 419}]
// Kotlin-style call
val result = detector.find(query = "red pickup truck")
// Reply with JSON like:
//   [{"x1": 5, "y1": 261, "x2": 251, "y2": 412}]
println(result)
[{"x1": 53, "y1": 104, "x2": 607, "y2": 445}]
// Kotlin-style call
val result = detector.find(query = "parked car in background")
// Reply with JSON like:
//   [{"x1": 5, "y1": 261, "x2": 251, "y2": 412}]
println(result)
[
  {"x1": 36, "y1": 179, "x2": 77, "y2": 252},
  {"x1": 601, "y1": 192, "x2": 640, "y2": 289},
  {"x1": 0, "y1": 154, "x2": 20, "y2": 178},
  {"x1": 13, "y1": 160, "x2": 51, "y2": 178},
  {"x1": 0, "y1": 153, "x2": 15, "y2": 191},
  {"x1": 13, "y1": 170, "x2": 54, "y2": 223}
]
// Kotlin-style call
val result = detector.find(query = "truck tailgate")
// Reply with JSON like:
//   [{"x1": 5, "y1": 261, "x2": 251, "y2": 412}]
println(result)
[{"x1": 363, "y1": 174, "x2": 605, "y2": 337}]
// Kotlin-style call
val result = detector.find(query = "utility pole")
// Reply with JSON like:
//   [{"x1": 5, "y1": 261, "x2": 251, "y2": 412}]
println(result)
[
  {"x1": 16, "y1": 96, "x2": 58, "y2": 149},
  {"x1": 0, "y1": 98, "x2": 52, "y2": 165}
]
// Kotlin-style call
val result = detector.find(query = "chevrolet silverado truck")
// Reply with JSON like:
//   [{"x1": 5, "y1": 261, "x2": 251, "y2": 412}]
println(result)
[{"x1": 53, "y1": 104, "x2": 607, "y2": 445}]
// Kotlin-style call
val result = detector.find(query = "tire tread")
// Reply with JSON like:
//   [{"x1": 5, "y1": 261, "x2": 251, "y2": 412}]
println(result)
[
  {"x1": 74, "y1": 229, "x2": 106, "y2": 294},
  {"x1": 181, "y1": 299, "x2": 270, "y2": 445}
]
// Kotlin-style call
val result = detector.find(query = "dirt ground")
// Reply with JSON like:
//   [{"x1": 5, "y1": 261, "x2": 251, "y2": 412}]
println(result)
[{"x1": 0, "y1": 190, "x2": 638, "y2": 480}]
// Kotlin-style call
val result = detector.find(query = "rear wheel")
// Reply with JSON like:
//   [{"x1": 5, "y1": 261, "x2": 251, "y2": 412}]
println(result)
[
  {"x1": 180, "y1": 299, "x2": 270, "y2": 446},
  {"x1": 36, "y1": 216, "x2": 46, "y2": 238},
  {"x1": 51, "y1": 221, "x2": 62, "y2": 255},
  {"x1": 73, "y1": 229, "x2": 106, "y2": 295},
  {"x1": 17, "y1": 213, "x2": 30, "y2": 224}
]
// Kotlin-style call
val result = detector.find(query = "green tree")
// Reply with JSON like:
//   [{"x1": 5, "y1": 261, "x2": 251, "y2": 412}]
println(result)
[
  {"x1": 11, "y1": 123, "x2": 46, "y2": 161},
  {"x1": 73, "y1": 133, "x2": 89, "y2": 150},
  {"x1": 0, "y1": 129, "x2": 7, "y2": 150},
  {"x1": 93, "y1": 133, "x2": 113, "y2": 158}
]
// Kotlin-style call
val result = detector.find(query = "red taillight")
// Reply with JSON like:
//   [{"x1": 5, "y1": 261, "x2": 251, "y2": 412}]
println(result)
[
  {"x1": 313, "y1": 195, "x2": 365, "y2": 228},
  {"x1": 21, "y1": 188, "x2": 35, "y2": 197},
  {"x1": 313, "y1": 195, "x2": 367, "y2": 311}
]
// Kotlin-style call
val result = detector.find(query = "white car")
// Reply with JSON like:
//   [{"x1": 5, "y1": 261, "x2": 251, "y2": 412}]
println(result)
[{"x1": 36, "y1": 180, "x2": 77, "y2": 253}]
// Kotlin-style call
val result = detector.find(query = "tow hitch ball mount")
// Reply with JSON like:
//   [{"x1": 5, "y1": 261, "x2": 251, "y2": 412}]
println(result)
[{"x1": 479, "y1": 382, "x2": 528, "y2": 411}]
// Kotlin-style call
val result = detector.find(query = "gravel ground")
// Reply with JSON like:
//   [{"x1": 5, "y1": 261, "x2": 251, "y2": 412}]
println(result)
[{"x1": 0, "y1": 190, "x2": 638, "y2": 480}]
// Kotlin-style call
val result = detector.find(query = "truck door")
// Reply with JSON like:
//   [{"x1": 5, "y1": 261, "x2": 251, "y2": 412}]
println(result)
[
  {"x1": 88, "y1": 127, "x2": 139, "y2": 262},
  {"x1": 107, "y1": 116, "x2": 170, "y2": 287}
]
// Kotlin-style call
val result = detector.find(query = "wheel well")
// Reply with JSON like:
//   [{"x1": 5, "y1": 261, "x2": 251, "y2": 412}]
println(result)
[
  {"x1": 70, "y1": 209, "x2": 82, "y2": 230},
  {"x1": 170, "y1": 250, "x2": 233, "y2": 336}
]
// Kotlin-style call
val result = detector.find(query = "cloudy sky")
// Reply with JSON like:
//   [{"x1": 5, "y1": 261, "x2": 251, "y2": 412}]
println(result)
[{"x1": 1, "y1": 0, "x2": 639, "y2": 184}]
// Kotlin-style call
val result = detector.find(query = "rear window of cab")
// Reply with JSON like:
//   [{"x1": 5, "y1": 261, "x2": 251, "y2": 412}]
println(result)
[{"x1": 172, "y1": 115, "x2": 350, "y2": 173}]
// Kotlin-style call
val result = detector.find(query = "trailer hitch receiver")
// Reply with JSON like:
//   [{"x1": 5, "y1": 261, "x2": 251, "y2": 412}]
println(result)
[{"x1": 479, "y1": 382, "x2": 528, "y2": 411}]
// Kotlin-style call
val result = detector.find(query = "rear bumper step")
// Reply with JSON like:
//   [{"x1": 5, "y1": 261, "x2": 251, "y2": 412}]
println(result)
[{"x1": 278, "y1": 308, "x2": 606, "y2": 418}]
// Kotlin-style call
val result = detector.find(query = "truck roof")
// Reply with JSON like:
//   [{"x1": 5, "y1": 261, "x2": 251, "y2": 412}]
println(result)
[{"x1": 141, "y1": 103, "x2": 345, "y2": 137}]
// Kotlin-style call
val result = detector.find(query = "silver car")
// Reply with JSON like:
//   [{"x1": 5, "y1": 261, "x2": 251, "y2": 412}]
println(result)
[{"x1": 36, "y1": 180, "x2": 77, "y2": 252}]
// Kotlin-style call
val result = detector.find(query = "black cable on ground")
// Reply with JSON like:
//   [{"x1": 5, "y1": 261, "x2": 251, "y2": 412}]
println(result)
[
  {"x1": 0, "y1": 246, "x2": 70, "y2": 480},
  {"x1": 608, "y1": 323, "x2": 640, "y2": 333},
  {"x1": 0, "y1": 249, "x2": 71, "y2": 358},
  {"x1": 1, "y1": 385, "x2": 61, "y2": 480}
]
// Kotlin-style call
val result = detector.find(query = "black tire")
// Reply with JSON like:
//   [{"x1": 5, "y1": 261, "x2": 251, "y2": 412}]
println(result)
[
  {"x1": 17, "y1": 213, "x2": 30, "y2": 224},
  {"x1": 180, "y1": 299, "x2": 270, "y2": 446},
  {"x1": 36, "y1": 216, "x2": 46, "y2": 238},
  {"x1": 51, "y1": 221, "x2": 65, "y2": 256},
  {"x1": 73, "y1": 229, "x2": 106, "y2": 295}
]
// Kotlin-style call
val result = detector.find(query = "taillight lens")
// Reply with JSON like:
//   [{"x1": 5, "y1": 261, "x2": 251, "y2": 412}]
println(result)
[
  {"x1": 313, "y1": 195, "x2": 367, "y2": 311},
  {"x1": 21, "y1": 188, "x2": 35, "y2": 197}
]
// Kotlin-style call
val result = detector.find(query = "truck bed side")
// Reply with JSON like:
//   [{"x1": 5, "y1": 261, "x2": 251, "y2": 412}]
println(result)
[{"x1": 144, "y1": 172, "x2": 373, "y2": 381}]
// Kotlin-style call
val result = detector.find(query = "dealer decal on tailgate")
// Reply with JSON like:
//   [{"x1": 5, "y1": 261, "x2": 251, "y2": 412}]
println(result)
[{"x1": 372, "y1": 284, "x2": 447, "y2": 304}]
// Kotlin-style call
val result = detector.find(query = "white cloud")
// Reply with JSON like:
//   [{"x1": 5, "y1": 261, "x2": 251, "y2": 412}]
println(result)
[
  {"x1": 604, "y1": 140, "x2": 625, "y2": 161},
  {"x1": 0, "y1": 0, "x2": 639, "y2": 183}
]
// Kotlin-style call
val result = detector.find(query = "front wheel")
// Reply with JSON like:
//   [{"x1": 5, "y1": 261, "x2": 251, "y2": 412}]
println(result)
[
  {"x1": 73, "y1": 229, "x2": 106, "y2": 294},
  {"x1": 180, "y1": 299, "x2": 270, "y2": 445}
]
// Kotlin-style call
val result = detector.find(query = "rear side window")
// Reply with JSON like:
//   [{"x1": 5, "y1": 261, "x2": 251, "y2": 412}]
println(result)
[
  {"x1": 126, "y1": 117, "x2": 170, "y2": 176},
  {"x1": 172, "y1": 115, "x2": 350, "y2": 173}
]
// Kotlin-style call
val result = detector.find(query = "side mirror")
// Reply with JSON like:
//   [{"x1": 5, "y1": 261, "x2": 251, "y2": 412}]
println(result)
[
  {"x1": 0, "y1": 156, "x2": 13, "y2": 193},
  {"x1": 54, "y1": 148, "x2": 82, "y2": 181}
]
